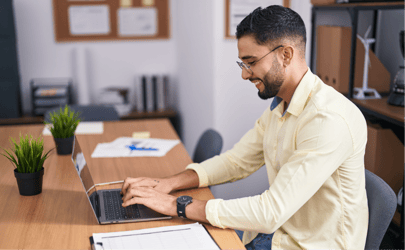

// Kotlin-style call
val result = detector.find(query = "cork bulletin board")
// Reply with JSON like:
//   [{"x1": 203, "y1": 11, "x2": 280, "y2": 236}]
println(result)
[
  {"x1": 53, "y1": 0, "x2": 170, "y2": 42},
  {"x1": 225, "y1": 0, "x2": 290, "y2": 39}
]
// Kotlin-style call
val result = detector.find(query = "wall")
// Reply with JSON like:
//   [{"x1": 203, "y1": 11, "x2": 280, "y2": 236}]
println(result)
[
  {"x1": 174, "y1": 0, "x2": 215, "y2": 156},
  {"x1": 13, "y1": 0, "x2": 178, "y2": 114}
]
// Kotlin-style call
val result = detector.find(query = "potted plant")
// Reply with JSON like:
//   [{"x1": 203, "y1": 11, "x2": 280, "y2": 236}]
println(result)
[
  {"x1": 1, "y1": 134, "x2": 52, "y2": 196},
  {"x1": 45, "y1": 105, "x2": 81, "y2": 155}
]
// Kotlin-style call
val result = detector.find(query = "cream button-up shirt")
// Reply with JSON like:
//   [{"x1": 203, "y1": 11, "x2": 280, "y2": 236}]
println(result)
[{"x1": 187, "y1": 69, "x2": 368, "y2": 249}]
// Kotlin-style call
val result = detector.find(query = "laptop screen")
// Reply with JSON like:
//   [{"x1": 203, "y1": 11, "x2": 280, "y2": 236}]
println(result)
[{"x1": 71, "y1": 136, "x2": 99, "y2": 221}]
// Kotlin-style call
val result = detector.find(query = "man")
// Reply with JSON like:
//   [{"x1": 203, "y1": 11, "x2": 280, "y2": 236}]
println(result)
[{"x1": 121, "y1": 5, "x2": 368, "y2": 249}]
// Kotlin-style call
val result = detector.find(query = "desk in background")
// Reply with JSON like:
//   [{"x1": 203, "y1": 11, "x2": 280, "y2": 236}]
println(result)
[
  {"x1": 0, "y1": 119, "x2": 244, "y2": 249},
  {"x1": 0, "y1": 109, "x2": 180, "y2": 138}
]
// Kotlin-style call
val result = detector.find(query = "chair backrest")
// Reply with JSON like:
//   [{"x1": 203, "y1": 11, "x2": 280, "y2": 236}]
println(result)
[
  {"x1": 44, "y1": 105, "x2": 120, "y2": 122},
  {"x1": 192, "y1": 129, "x2": 223, "y2": 164},
  {"x1": 365, "y1": 169, "x2": 397, "y2": 249}
]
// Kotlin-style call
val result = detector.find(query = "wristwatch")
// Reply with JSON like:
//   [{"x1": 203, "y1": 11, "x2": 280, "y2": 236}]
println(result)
[{"x1": 176, "y1": 195, "x2": 193, "y2": 219}]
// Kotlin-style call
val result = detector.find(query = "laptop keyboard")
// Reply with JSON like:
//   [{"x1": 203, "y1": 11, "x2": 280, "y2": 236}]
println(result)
[{"x1": 103, "y1": 190, "x2": 141, "y2": 220}]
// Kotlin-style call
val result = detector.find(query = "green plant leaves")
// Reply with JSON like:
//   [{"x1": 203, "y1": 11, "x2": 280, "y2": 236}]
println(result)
[
  {"x1": 44, "y1": 105, "x2": 81, "y2": 139},
  {"x1": 1, "y1": 134, "x2": 53, "y2": 173}
]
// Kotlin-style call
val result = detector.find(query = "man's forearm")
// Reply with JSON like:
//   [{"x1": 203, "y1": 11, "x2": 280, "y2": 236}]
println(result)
[
  {"x1": 166, "y1": 170, "x2": 210, "y2": 224},
  {"x1": 167, "y1": 169, "x2": 200, "y2": 192},
  {"x1": 185, "y1": 199, "x2": 209, "y2": 224}
]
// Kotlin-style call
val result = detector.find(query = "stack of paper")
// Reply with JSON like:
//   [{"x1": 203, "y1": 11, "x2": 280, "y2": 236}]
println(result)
[
  {"x1": 91, "y1": 137, "x2": 180, "y2": 158},
  {"x1": 43, "y1": 122, "x2": 104, "y2": 135},
  {"x1": 91, "y1": 223, "x2": 220, "y2": 250}
]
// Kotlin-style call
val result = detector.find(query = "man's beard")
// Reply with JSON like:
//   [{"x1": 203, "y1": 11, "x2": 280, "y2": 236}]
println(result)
[{"x1": 258, "y1": 59, "x2": 285, "y2": 100}]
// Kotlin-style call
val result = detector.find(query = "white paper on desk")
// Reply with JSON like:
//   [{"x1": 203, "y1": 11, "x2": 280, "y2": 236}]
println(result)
[
  {"x1": 91, "y1": 137, "x2": 180, "y2": 158},
  {"x1": 92, "y1": 223, "x2": 220, "y2": 250},
  {"x1": 42, "y1": 122, "x2": 104, "y2": 135}
]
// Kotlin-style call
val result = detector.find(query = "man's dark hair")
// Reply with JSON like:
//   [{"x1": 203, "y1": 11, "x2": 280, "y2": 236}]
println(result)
[{"x1": 236, "y1": 5, "x2": 306, "y2": 56}]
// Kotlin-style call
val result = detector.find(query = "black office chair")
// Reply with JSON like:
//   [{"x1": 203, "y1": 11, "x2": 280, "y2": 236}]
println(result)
[
  {"x1": 365, "y1": 169, "x2": 397, "y2": 249},
  {"x1": 192, "y1": 129, "x2": 223, "y2": 163},
  {"x1": 44, "y1": 105, "x2": 120, "y2": 122}
]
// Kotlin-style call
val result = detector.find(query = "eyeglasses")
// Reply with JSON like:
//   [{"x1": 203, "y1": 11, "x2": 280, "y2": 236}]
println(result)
[{"x1": 236, "y1": 45, "x2": 284, "y2": 75}]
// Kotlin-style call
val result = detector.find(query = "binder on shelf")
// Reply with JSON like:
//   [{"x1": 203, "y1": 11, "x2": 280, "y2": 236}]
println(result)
[
  {"x1": 152, "y1": 75, "x2": 168, "y2": 111},
  {"x1": 135, "y1": 76, "x2": 144, "y2": 112},
  {"x1": 139, "y1": 75, "x2": 154, "y2": 113},
  {"x1": 141, "y1": 75, "x2": 148, "y2": 112},
  {"x1": 157, "y1": 75, "x2": 168, "y2": 111},
  {"x1": 152, "y1": 75, "x2": 158, "y2": 111},
  {"x1": 146, "y1": 75, "x2": 154, "y2": 112},
  {"x1": 137, "y1": 74, "x2": 169, "y2": 113}
]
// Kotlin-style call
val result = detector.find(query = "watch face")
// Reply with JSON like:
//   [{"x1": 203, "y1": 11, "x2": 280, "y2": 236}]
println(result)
[{"x1": 177, "y1": 195, "x2": 192, "y2": 204}]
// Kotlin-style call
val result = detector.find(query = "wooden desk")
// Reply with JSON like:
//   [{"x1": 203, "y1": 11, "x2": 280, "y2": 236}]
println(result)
[
  {"x1": 0, "y1": 119, "x2": 244, "y2": 249},
  {"x1": 352, "y1": 97, "x2": 404, "y2": 123},
  {"x1": 0, "y1": 109, "x2": 180, "y2": 136}
]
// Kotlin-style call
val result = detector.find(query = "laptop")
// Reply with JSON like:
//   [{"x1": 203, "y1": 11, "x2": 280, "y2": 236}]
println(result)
[{"x1": 71, "y1": 135, "x2": 172, "y2": 224}]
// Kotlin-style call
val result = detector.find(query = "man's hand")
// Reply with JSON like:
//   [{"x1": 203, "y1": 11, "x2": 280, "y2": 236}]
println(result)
[
  {"x1": 120, "y1": 170, "x2": 200, "y2": 197},
  {"x1": 121, "y1": 186, "x2": 177, "y2": 216},
  {"x1": 119, "y1": 170, "x2": 208, "y2": 223},
  {"x1": 121, "y1": 177, "x2": 173, "y2": 197}
]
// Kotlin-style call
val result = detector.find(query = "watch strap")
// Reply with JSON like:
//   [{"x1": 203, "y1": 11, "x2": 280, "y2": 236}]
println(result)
[{"x1": 177, "y1": 203, "x2": 187, "y2": 218}]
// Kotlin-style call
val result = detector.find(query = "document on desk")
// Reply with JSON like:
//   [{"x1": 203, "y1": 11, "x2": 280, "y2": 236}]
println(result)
[
  {"x1": 91, "y1": 222, "x2": 220, "y2": 250},
  {"x1": 91, "y1": 137, "x2": 180, "y2": 158},
  {"x1": 43, "y1": 122, "x2": 104, "y2": 135}
]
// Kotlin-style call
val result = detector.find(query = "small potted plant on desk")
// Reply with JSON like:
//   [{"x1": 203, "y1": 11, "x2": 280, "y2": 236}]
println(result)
[
  {"x1": 45, "y1": 105, "x2": 81, "y2": 155},
  {"x1": 1, "y1": 134, "x2": 53, "y2": 196}
]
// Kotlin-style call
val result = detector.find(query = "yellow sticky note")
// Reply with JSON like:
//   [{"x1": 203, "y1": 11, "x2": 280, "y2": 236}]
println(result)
[
  {"x1": 120, "y1": 0, "x2": 132, "y2": 7},
  {"x1": 132, "y1": 131, "x2": 151, "y2": 139},
  {"x1": 142, "y1": 0, "x2": 155, "y2": 6}
]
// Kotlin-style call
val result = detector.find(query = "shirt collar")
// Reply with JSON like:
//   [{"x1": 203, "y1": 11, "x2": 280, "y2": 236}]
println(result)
[
  {"x1": 269, "y1": 68, "x2": 315, "y2": 117},
  {"x1": 270, "y1": 96, "x2": 288, "y2": 117},
  {"x1": 287, "y1": 68, "x2": 315, "y2": 117},
  {"x1": 270, "y1": 96, "x2": 283, "y2": 111}
]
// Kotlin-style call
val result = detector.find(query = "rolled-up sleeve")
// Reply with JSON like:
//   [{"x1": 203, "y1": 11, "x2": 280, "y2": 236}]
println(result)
[
  {"x1": 186, "y1": 163, "x2": 210, "y2": 187},
  {"x1": 186, "y1": 109, "x2": 269, "y2": 188},
  {"x1": 205, "y1": 199, "x2": 225, "y2": 228}
]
